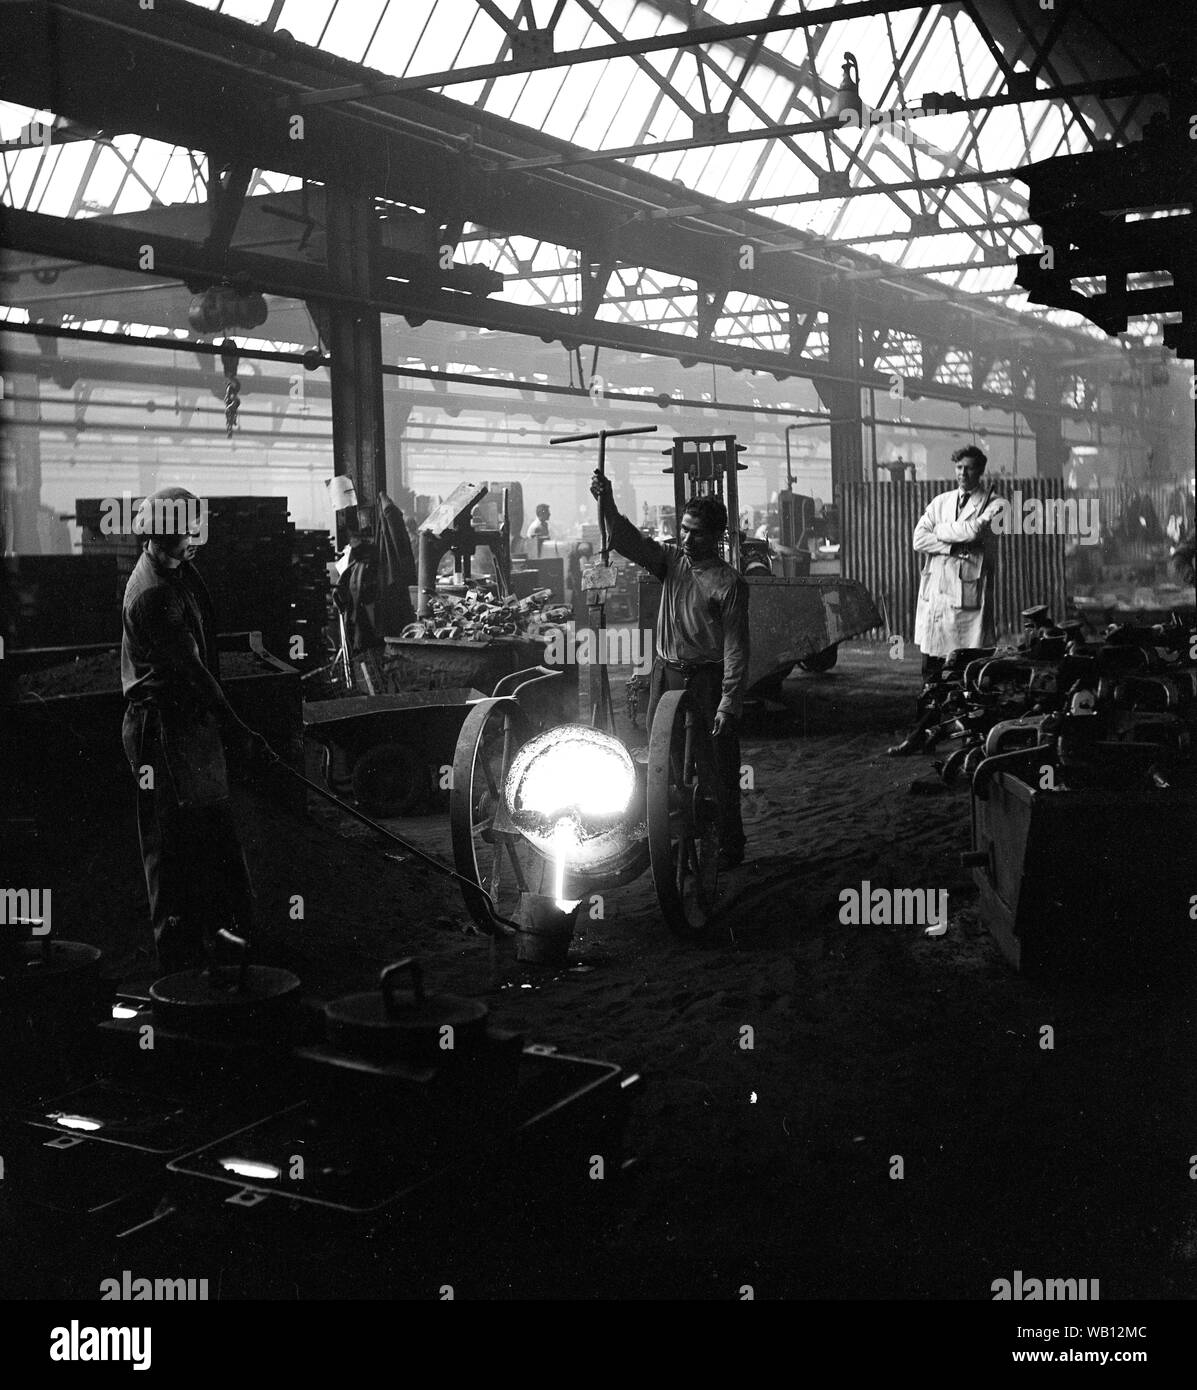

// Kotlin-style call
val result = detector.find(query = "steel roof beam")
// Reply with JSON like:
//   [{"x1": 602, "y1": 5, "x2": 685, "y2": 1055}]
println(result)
[
  {"x1": 570, "y1": 0, "x2": 703, "y2": 123},
  {"x1": 286, "y1": 0, "x2": 933, "y2": 109},
  {"x1": 0, "y1": 1, "x2": 1130, "y2": 371},
  {"x1": 3, "y1": 206, "x2": 1079, "y2": 416},
  {"x1": 1006, "y1": 0, "x2": 1099, "y2": 144},
  {"x1": 512, "y1": 73, "x2": 1169, "y2": 174},
  {"x1": 0, "y1": 322, "x2": 1126, "y2": 428},
  {"x1": 646, "y1": 164, "x2": 1025, "y2": 218}
]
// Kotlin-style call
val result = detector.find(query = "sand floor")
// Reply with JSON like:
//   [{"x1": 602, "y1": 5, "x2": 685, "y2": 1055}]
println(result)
[{"x1": 15, "y1": 644, "x2": 1196, "y2": 1299}]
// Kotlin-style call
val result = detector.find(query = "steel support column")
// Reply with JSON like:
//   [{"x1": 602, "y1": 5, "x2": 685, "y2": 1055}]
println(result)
[
  {"x1": 324, "y1": 188, "x2": 387, "y2": 505},
  {"x1": 4, "y1": 372, "x2": 45, "y2": 553},
  {"x1": 384, "y1": 394, "x2": 412, "y2": 499},
  {"x1": 1028, "y1": 364, "x2": 1069, "y2": 479},
  {"x1": 817, "y1": 310, "x2": 865, "y2": 494}
]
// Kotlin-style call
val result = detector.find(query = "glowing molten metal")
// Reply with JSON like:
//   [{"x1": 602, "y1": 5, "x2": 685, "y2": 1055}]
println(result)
[{"x1": 504, "y1": 727, "x2": 641, "y2": 890}]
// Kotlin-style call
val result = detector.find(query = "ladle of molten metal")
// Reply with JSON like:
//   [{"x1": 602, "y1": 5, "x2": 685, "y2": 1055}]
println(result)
[{"x1": 504, "y1": 726, "x2": 639, "y2": 900}]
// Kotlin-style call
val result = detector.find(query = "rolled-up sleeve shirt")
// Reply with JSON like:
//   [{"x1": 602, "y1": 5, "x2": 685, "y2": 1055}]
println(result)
[{"x1": 607, "y1": 513, "x2": 750, "y2": 718}]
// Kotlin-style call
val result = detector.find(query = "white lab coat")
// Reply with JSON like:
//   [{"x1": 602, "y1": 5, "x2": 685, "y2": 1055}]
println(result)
[{"x1": 913, "y1": 484, "x2": 1005, "y2": 656}]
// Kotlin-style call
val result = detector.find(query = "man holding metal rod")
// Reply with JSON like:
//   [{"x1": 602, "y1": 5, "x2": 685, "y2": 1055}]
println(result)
[
  {"x1": 589, "y1": 471, "x2": 750, "y2": 869},
  {"x1": 120, "y1": 487, "x2": 273, "y2": 972}
]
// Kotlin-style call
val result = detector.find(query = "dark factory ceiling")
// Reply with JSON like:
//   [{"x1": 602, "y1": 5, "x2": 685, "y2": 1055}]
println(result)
[{"x1": 0, "y1": 0, "x2": 1191, "y2": 366}]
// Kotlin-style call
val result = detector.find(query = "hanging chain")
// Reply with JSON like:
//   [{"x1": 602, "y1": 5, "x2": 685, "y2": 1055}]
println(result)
[{"x1": 220, "y1": 338, "x2": 240, "y2": 438}]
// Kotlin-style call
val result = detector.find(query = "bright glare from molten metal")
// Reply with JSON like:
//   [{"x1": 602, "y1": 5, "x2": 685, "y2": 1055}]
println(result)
[
  {"x1": 508, "y1": 727, "x2": 636, "y2": 821},
  {"x1": 505, "y1": 727, "x2": 638, "y2": 891}
]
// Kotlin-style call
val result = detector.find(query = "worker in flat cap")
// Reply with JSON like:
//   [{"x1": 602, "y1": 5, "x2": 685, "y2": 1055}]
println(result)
[
  {"x1": 591, "y1": 472, "x2": 749, "y2": 868},
  {"x1": 120, "y1": 487, "x2": 273, "y2": 973}
]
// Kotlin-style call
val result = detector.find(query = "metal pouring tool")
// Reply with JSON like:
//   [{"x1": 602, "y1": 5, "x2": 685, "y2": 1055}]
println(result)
[
  {"x1": 262, "y1": 755, "x2": 523, "y2": 937},
  {"x1": 549, "y1": 425, "x2": 658, "y2": 730}
]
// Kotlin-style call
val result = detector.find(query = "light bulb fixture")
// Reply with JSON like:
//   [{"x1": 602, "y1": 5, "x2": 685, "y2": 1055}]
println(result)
[{"x1": 830, "y1": 52, "x2": 864, "y2": 125}]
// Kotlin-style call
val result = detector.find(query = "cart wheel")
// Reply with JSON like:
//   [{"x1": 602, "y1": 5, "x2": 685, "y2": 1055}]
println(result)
[
  {"x1": 350, "y1": 742, "x2": 426, "y2": 817},
  {"x1": 450, "y1": 697, "x2": 545, "y2": 932},
  {"x1": 646, "y1": 689, "x2": 721, "y2": 939},
  {"x1": 799, "y1": 643, "x2": 839, "y2": 672}
]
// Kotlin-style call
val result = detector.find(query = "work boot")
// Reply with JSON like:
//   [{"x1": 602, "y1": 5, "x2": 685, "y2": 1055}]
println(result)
[
  {"x1": 886, "y1": 732, "x2": 927, "y2": 757},
  {"x1": 718, "y1": 844, "x2": 746, "y2": 869},
  {"x1": 154, "y1": 916, "x2": 206, "y2": 976}
]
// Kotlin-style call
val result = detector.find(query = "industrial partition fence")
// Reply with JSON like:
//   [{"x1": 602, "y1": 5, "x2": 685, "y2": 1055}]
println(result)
[{"x1": 840, "y1": 480, "x2": 1069, "y2": 644}]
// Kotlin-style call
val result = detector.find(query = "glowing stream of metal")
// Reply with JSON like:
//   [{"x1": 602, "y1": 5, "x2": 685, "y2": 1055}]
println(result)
[{"x1": 553, "y1": 821, "x2": 579, "y2": 913}]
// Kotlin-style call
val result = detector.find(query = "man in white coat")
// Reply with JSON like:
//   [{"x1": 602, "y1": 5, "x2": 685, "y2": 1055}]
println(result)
[{"x1": 888, "y1": 445, "x2": 1005, "y2": 755}]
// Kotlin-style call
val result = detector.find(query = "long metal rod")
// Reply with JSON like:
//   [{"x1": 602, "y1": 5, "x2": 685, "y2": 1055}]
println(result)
[
  {"x1": 274, "y1": 759, "x2": 520, "y2": 937},
  {"x1": 548, "y1": 425, "x2": 657, "y2": 732},
  {"x1": 0, "y1": 324, "x2": 1131, "y2": 428},
  {"x1": 0, "y1": 344, "x2": 846, "y2": 426},
  {"x1": 549, "y1": 424, "x2": 659, "y2": 563},
  {"x1": 0, "y1": 281, "x2": 996, "y2": 402},
  {"x1": 548, "y1": 425, "x2": 662, "y2": 443},
  {"x1": 869, "y1": 386, "x2": 879, "y2": 477},
  {"x1": 598, "y1": 431, "x2": 610, "y2": 566}
]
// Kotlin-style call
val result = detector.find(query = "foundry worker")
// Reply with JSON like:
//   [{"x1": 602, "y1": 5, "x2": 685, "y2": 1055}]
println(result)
[
  {"x1": 566, "y1": 539, "x2": 595, "y2": 624},
  {"x1": 120, "y1": 487, "x2": 273, "y2": 973},
  {"x1": 590, "y1": 472, "x2": 749, "y2": 868},
  {"x1": 889, "y1": 445, "x2": 1003, "y2": 755},
  {"x1": 525, "y1": 502, "x2": 552, "y2": 558}
]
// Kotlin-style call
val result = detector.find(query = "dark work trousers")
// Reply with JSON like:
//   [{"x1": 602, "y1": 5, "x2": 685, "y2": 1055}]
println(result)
[
  {"x1": 646, "y1": 659, "x2": 745, "y2": 854},
  {"x1": 122, "y1": 704, "x2": 255, "y2": 973}
]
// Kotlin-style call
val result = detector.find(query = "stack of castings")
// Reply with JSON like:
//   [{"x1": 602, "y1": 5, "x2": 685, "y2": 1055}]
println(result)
[
  {"x1": 896, "y1": 605, "x2": 1197, "y2": 788},
  {"x1": 399, "y1": 587, "x2": 573, "y2": 643}
]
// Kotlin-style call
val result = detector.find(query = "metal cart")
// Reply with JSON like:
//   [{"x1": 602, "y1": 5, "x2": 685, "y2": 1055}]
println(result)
[
  {"x1": 304, "y1": 664, "x2": 566, "y2": 818},
  {"x1": 447, "y1": 434, "x2": 881, "y2": 940},
  {"x1": 449, "y1": 429, "x2": 724, "y2": 940}
]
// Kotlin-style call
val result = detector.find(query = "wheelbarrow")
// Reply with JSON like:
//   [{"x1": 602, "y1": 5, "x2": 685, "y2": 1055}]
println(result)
[{"x1": 303, "y1": 666, "x2": 565, "y2": 818}]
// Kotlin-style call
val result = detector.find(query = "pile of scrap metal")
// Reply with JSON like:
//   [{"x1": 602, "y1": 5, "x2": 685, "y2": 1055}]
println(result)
[
  {"x1": 398, "y1": 586, "x2": 573, "y2": 643},
  {"x1": 897, "y1": 606, "x2": 1197, "y2": 789}
]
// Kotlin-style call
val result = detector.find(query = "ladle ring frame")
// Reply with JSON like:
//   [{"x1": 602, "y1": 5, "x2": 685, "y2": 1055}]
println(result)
[{"x1": 450, "y1": 684, "x2": 723, "y2": 940}]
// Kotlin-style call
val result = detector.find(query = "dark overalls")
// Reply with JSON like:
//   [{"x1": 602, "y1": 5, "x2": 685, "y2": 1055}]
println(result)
[
  {"x1": 647, "y1": 659, "x2": 746, "y2": 856},
  {"x1": 120, "y1": 549, "x2": 254, "y2": 973}
]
